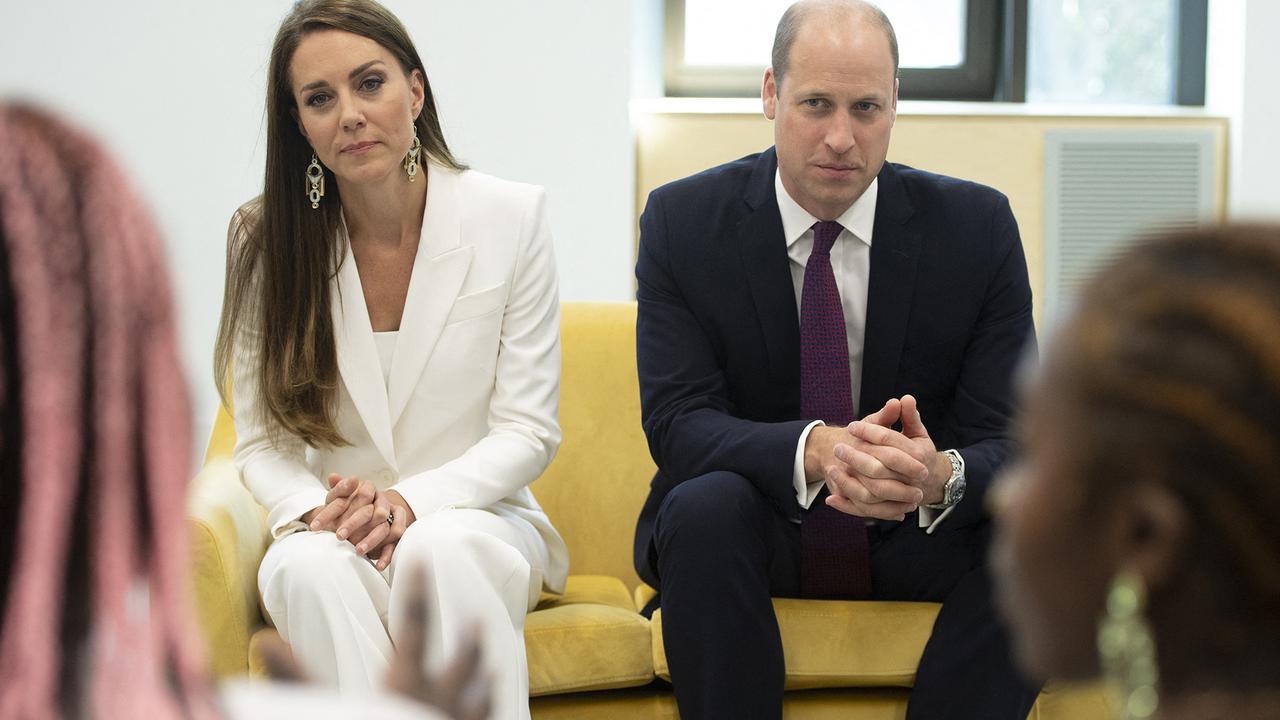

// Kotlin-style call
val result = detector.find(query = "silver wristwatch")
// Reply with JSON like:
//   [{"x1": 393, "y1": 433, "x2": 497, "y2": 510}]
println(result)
[{"x1": 924, "y1": 449, "x2": 966, "y2": 510}]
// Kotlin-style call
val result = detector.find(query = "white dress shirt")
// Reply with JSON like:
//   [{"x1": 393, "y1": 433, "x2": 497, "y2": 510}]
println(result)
[
  {"x1": 373, "y1": 330, "x2": 397, "y2": 389},
  {"x1": 777, "y1": 171, "x2": 948, "y2": 531}
]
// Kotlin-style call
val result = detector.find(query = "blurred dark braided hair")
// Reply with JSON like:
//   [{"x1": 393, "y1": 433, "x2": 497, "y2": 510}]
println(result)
[{"x1": 1049, "y1": 223, "x2": 1280, "y2": 688}]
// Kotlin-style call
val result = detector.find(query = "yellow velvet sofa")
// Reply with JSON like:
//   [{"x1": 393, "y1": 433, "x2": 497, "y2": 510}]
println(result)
[{"x1": 189, "y1": 302, "x2": 1111, "y2": 719}]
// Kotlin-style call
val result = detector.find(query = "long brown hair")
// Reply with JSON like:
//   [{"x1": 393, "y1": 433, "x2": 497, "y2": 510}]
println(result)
[
  {"x1": 1049, "y1": 223, "x2": 1280, "y2": 689},
  {"x1": 213, "y1": 0, "x2": 465, "y2": 447}
]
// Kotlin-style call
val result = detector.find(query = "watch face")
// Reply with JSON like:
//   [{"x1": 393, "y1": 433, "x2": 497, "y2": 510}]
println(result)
[{"x1": 948, "y1": 475, "x2": 967, "y2": 505}]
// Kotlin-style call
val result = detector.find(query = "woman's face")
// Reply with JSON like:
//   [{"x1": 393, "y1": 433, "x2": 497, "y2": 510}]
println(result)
[
  {"x1": 991, "y1": 373, "x2": 1117, "y2": 682},
  {"x1": 290, "y1": 29, "x2": 424, "y2": 187}
]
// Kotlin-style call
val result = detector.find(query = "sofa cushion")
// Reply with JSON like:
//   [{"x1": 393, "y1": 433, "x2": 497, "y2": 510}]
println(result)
[
  {"x1": 652, "y1": 599, "x2": 942, "y2": 689},
  {"x1": 528, "y1": 575, "x2": 655, "y2": 696},
  {"x1": 530, "y1": 303, "x2": 655, "y2": 592}
]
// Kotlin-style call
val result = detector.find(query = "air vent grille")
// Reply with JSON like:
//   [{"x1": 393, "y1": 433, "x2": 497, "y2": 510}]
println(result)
[{"x1": 1044, "y1": 130, "x2": 1217, "y2": 324}]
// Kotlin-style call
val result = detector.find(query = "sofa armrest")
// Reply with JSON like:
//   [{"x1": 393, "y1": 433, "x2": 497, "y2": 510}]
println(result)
[{"x1": 188, "y1": 457, "x2": 271, "y2": 677}]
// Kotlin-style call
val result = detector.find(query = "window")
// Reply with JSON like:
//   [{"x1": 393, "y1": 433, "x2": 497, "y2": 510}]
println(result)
[
  {"x1": 663, "y1": 0, "x2": 1207, "y2": 105},
  {"x1": 665, "y1": 0, "x2": 1001, "y2": 99}
]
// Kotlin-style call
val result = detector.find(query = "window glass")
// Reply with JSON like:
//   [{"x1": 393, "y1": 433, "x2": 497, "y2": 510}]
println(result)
[
  {"x1": 1027, "y1": 0, "x2": 1175, "y2": 104},
  {"x1": 682, "y1": 0, "x2": 968, "y2": 69}
]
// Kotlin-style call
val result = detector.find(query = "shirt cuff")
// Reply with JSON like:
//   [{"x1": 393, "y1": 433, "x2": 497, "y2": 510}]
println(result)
[
  {"x1": 917, "y1": 504, "x2": 956, "y2": 534},
  {"x1": 793, "y1": 420, "x2": 826, "y2": 512},
  {"x1": 266, "y1": 488, "x2": 329, "y2": 540}
]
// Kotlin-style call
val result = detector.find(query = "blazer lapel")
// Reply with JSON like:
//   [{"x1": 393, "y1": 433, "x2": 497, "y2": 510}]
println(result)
[
  {"x1": 331, "y1": 228, "x2": 397, "y2": 468},
  {"x1": 739, "y1": 149, "x2": 801, "y2": 386},
  {"x1": 859, "y1": 163, "x2": 921, "y2": 417},
  {"x1": 387, "y1": 164, "x2": 474, "y2": 427}
]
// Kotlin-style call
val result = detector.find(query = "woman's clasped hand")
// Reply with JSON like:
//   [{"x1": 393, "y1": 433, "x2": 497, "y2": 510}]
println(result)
[{"x1": 303, "y1": 474, "x2": 417, "y2": 571}]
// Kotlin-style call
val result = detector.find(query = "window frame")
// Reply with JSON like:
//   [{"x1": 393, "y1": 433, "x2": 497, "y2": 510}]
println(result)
[
  {"x1": 1174, "y1": 0, "x2": 1208, "y2": 106},
  {"x1": 662, "y1": 0, "x2": 1208, "y2": 105}
]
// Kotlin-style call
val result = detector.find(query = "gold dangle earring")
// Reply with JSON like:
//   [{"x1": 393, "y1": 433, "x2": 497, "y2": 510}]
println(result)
[
  {"x1": 305, "y1": 153, "x2": 325, "y2": 209},
  {"x1": 403, "y1": 126, "x2": 422, "y2": 182},
  {"x1": 1098, "y1": 571, "x2": 1159, "y2": 720}
]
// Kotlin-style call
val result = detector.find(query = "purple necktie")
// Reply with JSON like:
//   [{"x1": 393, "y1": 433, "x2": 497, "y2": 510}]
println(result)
[{"x1": 798, "y1": 220, "x2": 872, "y2": 599}]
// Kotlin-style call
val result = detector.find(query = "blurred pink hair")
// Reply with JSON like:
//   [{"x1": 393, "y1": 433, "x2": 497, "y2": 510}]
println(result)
[{"x1": 0, "y1": 104, "x2": 213, "y2": 718}]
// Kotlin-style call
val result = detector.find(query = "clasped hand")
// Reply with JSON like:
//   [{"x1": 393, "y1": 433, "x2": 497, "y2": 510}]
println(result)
[
  {"x1": 805, "y1": 394, "x2": 948, "y2": 521},
  {"x1": 302, "y1": 474, "x2": 416, "y2": 570}
]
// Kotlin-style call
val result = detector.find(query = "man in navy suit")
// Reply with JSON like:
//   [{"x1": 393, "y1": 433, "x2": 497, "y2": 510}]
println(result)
[{"x1": 633, "y1": 1, "x2": 1040, "y2": 718}]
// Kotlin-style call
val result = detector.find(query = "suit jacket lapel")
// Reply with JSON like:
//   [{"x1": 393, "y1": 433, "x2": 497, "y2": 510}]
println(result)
[
  {"x1": 739, "y1": 148, "x2": 801, "y2": 386},
  {"x1": 387, "y1": 164, "x2": 474, "y2": 427},
  {"x1": 859, "y1": 163, "x2": 921, "y2": 416},
  {"x1": 331, "y1": 227, "x2": 397, "y2": 468}
]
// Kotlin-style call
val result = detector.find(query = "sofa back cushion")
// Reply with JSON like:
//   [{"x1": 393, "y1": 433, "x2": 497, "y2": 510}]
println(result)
[{"x1": 532, "y1": 303, "x2": 654, "y2": 592}]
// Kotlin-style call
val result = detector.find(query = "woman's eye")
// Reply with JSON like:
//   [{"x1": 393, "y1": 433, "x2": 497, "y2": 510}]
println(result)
[
  {"x1": 360, "y1": 76, "x2": 385, "y2": 92},
  {"x1": 306, "y1": 93, "x2": 330, "y2": 108}
]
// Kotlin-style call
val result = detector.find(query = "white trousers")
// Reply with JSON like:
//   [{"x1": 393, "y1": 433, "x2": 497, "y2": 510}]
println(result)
[{"x1": 258, "y1": 508, "x2": 549, "y2": 720}]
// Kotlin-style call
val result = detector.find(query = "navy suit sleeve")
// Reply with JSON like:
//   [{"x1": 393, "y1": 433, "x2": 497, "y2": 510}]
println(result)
[
  {"x1": 635, "y1": 190, "x2": 809, "y2": 520},
  {"x1": 942, "y1": 194, "x2": 1037, "y2": 527}
]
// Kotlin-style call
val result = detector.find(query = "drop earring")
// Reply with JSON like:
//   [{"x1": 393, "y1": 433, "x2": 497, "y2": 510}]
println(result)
[
  {"x1": 1098, "y1": 571, "x2": 1159, "y2": 720},
  {"x1": 403, "y1": 127, "x2": 422, "y2": 182},
  {"x1": 305, "y1": 153, "x2": 325, "y2": 209}
]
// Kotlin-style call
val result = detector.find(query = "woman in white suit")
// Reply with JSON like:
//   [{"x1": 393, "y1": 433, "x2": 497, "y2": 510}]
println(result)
[{"x1": 213, "y1": 2, "x2": 568, "y2": 717}]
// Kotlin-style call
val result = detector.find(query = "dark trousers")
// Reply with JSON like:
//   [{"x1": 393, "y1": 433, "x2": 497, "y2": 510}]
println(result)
[{"x1": 638, "y1": 471, "x2": 1040, "y2": 720}]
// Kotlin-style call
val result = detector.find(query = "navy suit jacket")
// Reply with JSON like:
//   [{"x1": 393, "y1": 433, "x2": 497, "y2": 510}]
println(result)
[{"x1": 633, "y1": 148, "x2": 1036, "y2": 575}]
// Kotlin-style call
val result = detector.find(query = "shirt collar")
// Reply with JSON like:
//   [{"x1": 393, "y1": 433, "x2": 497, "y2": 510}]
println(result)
[{"x1": 775, "y1": 169, "x2": 877, "y2": 250}]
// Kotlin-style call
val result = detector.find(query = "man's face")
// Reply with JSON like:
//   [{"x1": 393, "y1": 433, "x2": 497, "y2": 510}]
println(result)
[{"x1": 763, "y1": 13, "x2": 897, "y2": 220}]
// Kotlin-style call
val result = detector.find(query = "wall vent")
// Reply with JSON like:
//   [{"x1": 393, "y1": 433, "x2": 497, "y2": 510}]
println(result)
[{"x1": 1043, "y1": 130, "x2": 1218, "y2": 326}]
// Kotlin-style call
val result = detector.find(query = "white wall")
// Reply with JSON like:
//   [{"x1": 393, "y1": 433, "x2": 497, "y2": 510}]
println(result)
[
  {"x1": 1234, "y1": 0, "x2": 1280, "y2": 218},
  {"x1": 1209, "y1": 0, "x2": 1280, "y2": 219},
  {"x1": 0, "y1": 0, "x2": 637, "y2": 449},
  {"x1": 409, "y1": 1, "x2": 636, "y2": 299}
]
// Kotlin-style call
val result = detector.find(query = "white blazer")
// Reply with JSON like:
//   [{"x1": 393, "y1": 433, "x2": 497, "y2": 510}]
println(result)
[{"x1": 231, "y1": 163, "x2": 568, "y2": 593}]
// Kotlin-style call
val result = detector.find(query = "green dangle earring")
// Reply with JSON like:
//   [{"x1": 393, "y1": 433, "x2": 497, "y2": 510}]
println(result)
[{"x1": 1098, "y1": 571, "x2": 1159, "y2": 720}]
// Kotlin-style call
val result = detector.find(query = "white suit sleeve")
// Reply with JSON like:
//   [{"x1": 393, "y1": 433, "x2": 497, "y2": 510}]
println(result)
[
  {"x1": 391, "y1": 188, "x2": 561, "y2": 518},
  {"x1": 226, "y1": 212, "x2": 327, "y2": 539}
]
